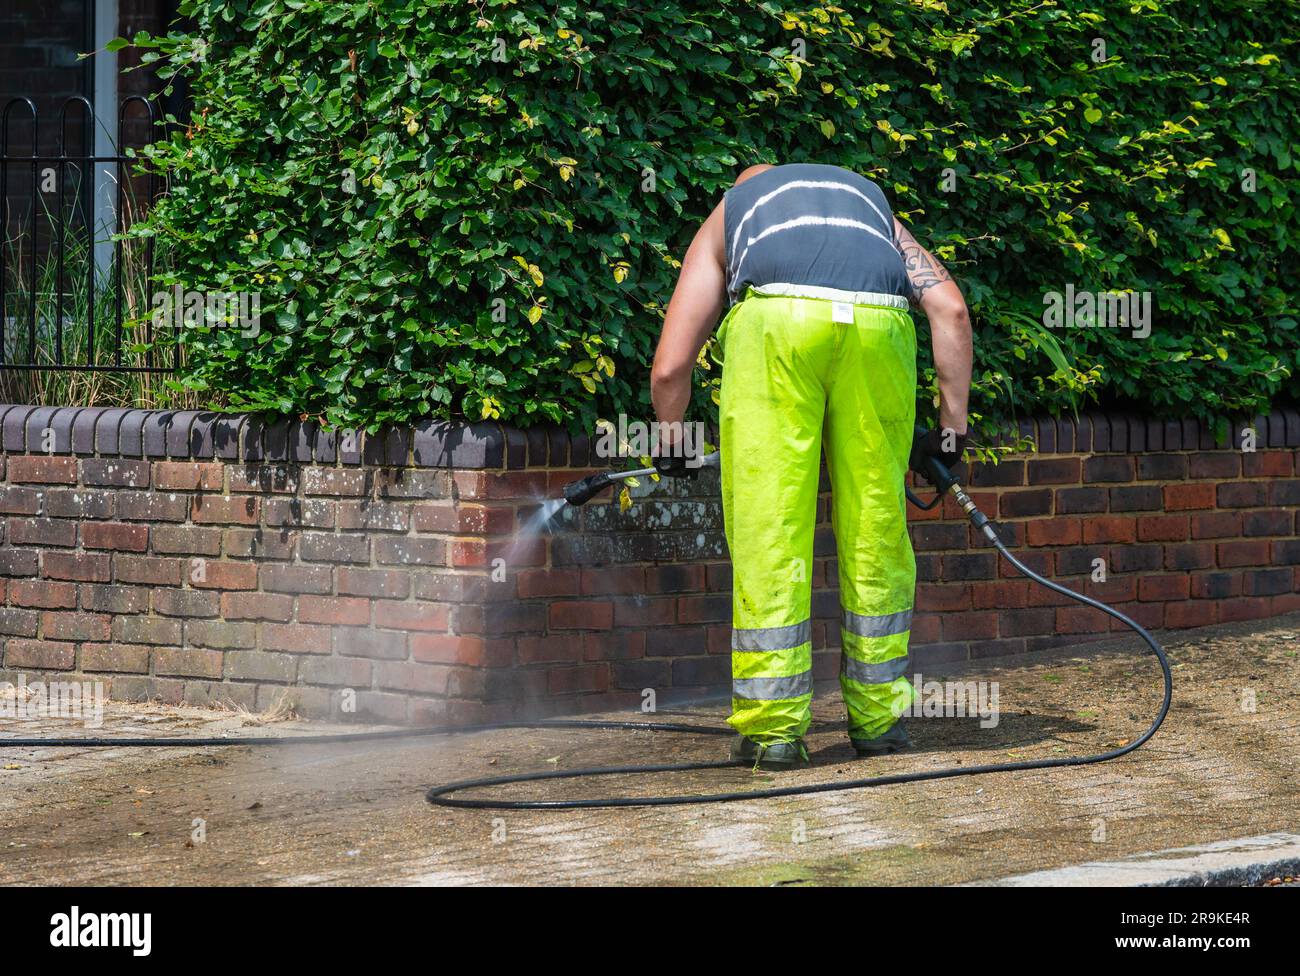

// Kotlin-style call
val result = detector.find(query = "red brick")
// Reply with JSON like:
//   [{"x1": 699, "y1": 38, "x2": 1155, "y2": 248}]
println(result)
[
  {"x1": 153, "y1": 647, "x2": 224, "y2": 679},
  {"x1": 1084, "y1": 578, "x2": 1138, "y2": 604},
  {"x1": 582, "y1": 630, "x2": 645, "y2": 662},
  {"x1": 1217, "y1": 482, "x2": 1267, "y2": 508},
  {"x1": 449, "y1": 539, "x2": 487, "y2": 567},
  {"x1": 40, "y1": 611, "x2": 110, "y2": 641},
  {"x1": 1138, "y1": 575, "x2": 1190, "y2": 601},
  {"x1": 450, "y1": 470, "x2": 488, "y2": 499},
  {"x1": 517, "y1": 568, "x2": 581, "y2": 599},
  {"x1": 1082, "y1": 517, "x2": 1133, "y2": 544},
  {"x1": 1165, "y1": 601, "x2": 1218, "y2": 629},
  {"x1": 1056, "y1": 605, "x2": 1105, "y2": 635},
  {"x1": 1191, "y1": 511, "x2": 1241, "y2": 539},
  {"x1": 81, "y1": 642, "x2": 151, "y2": 673},
  {"x1": 1027, "y1": 458, "x2": 1081, "y2": 484},
  {"x1": 298, "y1": 595, "x2": 370, "y2": 626},
  {"x1": 517, "y1": 634, "x2": 581, "y2": 664},
  {"x1": 614, "y1": 597, "x2": 677, "y2": 627},
  {"x1": 548, "y1": 600, "x2": 614, "y2": 630},
  {"x1": 262, "y1": 622, "x2": 333, "y2": 654},
  {"x1": 676, "y1": 594, "x2": 730, "y2": 624},
  {"x1": 1219, "y1": 597, "x2": 1270, "y2": 624},
  {"x1": 1270, "y1": 593, "x2": 1300, "y2": 616},
  {"x1": 191, "y1": 494, "x2": 260, "y2": 525},
  {"x1": 916, "y1": 583, "x2": 972, "y2": 612},
  {"x1": 411, "y1": 633, "x2": 506, "y2": 667},
  {"x1": 1243, "y1": 451, "x2": 1294, "y2": 478},
  {"x1": 548, "y1": 663, "x2": 609, "y2": 694},
  {"x1": 481, "y1": 471, "x2": 549, "y2": 499},
  {"x1": 1188, "y1": 453, "x2": 1240, "y2": 479},
  {"x1": 1163, "y1": 484, "x2": 1215, "y2": 511},
  {"x1": 372, "y1": 601, "x2": 451, "y2": 632},
  {"x1": 412, "y1": 502, "x2": 515, "y2": 534},
  {"x1": 221, "y1": 591, "x2": 294, "y2": 622},
  {"x1": 153, "y1": 461, "x2": 224, "y2": 490},
  {"x1": 7, "y1": 518, "x2": 77, "y2": 547},
  {"x1": 373, "y1": 661, "x2": 451, "y2": 695},
  {"x1": 939, "y1": 610, "x2": 997, "y2": 640},
  {"x1": 337, "y1": 567, "x2": 410, "y2": 599},
  {"x1": 970, "y1": 580, "x2": 1030, "y2": 609},
  {"x1": 9, "y1": 579, "x2": 77, "y2": 609},
  {"x1": 1137, "y1": 515, "x2": 1188, "y2": 542},
  {"x1": 42, "y1": 551, "x2": 111, "y2": 582},
  {"x1": 299, "y1": 656, "x2": 373, "y2": 687},
  {"x1": 1026, "y1": 518, "x2": 1080, "y2": 546},
  {"x1": 579, "y1": 566, "x2": 647, "y2": 595},
  {"x1": 81, "y1": 521, "x2": 149, "y2": 552},
  {"x1": 1217, "y1": 540, "x2": 1269, "y2": 568},
  {"x1": 114, "y1": 556, "x2": 183, "y2": 586},
  {"x1": 260, "y1": 564, "x2": 332, "y2": 594},
  {"x1": 191, "y1": 560, "x2": 259, "y2": 590},
  {"x1": 6, "y1": 456, "x2": 76, "y2": 484},
  {"x1": 3, "y1": 639, "x2": 75, "y2": 669}
]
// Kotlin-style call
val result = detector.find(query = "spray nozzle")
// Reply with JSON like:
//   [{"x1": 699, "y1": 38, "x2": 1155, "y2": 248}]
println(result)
[{"x1": 562, "y1": 471, "x2": 615, "y2": 506}]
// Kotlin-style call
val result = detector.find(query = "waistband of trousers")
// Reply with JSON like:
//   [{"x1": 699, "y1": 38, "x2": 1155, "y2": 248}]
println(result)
[{"x1": 746, "y1": 282, "x2": 910, "y2": 310}]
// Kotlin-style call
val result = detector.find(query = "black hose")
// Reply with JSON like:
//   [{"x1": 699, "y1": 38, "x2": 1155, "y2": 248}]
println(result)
[
  {"x1": 0, "y1": 479, "x2": 1173, "y2": 812},
  {"x1": 423, "y1": 527, "x2": 1173, "y2": 809}
]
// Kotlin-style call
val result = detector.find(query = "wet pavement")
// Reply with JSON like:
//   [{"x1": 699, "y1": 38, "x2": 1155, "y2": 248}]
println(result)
[{"x1": 1, "y1": 614, "x2": 1297, "y2": 886}]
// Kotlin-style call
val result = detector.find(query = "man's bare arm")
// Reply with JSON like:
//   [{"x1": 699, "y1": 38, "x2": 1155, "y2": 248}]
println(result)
[
  {"x1": 894, "y1": 218, "x2": 972, "y2": 437},
  {"x1": 650, "y1": 201, "x2": 727, "y2": 439}
]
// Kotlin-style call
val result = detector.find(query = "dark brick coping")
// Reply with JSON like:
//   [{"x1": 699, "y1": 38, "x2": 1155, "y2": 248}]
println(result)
[{"x1": 1, "y1": 404, "x2": 1298, "y2": 469}]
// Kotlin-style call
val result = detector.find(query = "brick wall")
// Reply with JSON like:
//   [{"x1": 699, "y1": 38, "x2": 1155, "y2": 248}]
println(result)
[{"x1": 1, "y1": 404, "x2": 1297, "y2": 725}]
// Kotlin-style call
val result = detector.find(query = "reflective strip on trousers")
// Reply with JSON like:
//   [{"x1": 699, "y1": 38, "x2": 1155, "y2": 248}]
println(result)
[
  {"x1": 841, "y1": 653, "x2": 911, "y2": 686},
  {"x1": 842, "y1": 608, "x2": 912, "y2": 639},
  {"x1": 732, "y1": 619, "x2": 812, "y2": 652},
  {"x1": 733, "y1": 671, "x2": 814, "y2": 701}
]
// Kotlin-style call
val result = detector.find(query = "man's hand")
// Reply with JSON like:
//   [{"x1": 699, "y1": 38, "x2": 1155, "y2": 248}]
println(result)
[
  {"x1": 652, "y1": 453, "x2": 699, "y2": 479},
  {"x1": 910, "y1": 426, "x2": 968, "y2": 483}
]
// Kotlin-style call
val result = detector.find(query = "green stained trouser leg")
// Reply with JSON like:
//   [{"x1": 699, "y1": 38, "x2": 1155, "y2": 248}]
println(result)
[{"x1": 719, "y1": 289, "x2": 917, "y2": 746}]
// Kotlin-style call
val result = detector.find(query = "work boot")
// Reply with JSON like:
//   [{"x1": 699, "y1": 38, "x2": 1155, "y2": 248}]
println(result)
[
  {"x1": 730, "y1": 734, "x2": 809, "y2": 770},
  {"x1": 850, "y1": 722, "x2": 912, "y2": 756}
]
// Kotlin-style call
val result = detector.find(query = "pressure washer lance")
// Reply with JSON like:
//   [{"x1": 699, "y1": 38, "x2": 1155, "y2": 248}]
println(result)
[
  {"x1": 2, "y1": 447, "x2": 1172, "y2": 813},
  {"x1": 562, "y1": 450, "x2": 720, "y2": 506}
]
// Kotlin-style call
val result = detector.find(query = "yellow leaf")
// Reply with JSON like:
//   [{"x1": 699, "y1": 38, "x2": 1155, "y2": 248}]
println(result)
[
  {"x1": 619, "y1": 487, "x2": 633, "y2": 512},
  {"x1": 527, "y1": 304, "x2": 543, "y2": 324},
  {"x1": 819, "y1": 119, "x2": 835, "y2": 138}
]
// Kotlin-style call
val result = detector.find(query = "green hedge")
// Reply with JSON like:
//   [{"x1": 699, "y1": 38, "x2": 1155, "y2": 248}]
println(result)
[{"x1": 129, "y1": 0, "x2": 1297, "y2": 434}]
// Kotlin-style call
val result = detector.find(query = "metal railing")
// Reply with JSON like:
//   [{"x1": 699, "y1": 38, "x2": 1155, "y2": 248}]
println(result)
[{"x1": 0, "y1": 94, "x2": 170, "y2": 372}]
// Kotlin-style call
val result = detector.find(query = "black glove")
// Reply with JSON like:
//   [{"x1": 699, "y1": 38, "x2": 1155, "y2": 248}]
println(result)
[
  {"x1": 909, "y1": 426, "x2": 968, "y2": 483},
  {"x1": 652, "y1": 452, "x2": 700, "y2": 479}
]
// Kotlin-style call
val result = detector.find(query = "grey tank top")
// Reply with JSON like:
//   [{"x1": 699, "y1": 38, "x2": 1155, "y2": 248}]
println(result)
[{"x1": 722, "y1": 163, "x2": 909, "y2": 305}]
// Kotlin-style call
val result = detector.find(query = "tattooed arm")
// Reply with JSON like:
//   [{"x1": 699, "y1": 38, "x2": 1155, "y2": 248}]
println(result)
[{"x1": 894, "y1": 218, "x2": 972, "y2": 437}]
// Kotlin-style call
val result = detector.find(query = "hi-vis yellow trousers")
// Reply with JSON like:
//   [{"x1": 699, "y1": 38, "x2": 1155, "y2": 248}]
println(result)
[{"x1": 718, "y1": 286, "x2": 918, "y2": 745}]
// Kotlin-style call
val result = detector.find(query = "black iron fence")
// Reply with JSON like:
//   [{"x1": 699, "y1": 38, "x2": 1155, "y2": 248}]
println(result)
[{"x1": 0, "y1": 94, "x2": 170, "y2": 372}]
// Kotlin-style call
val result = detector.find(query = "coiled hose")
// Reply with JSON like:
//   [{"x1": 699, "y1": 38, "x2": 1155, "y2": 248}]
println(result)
[{"x1": 0, "y1": 462, "x2": 1173, "y2": 812}]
